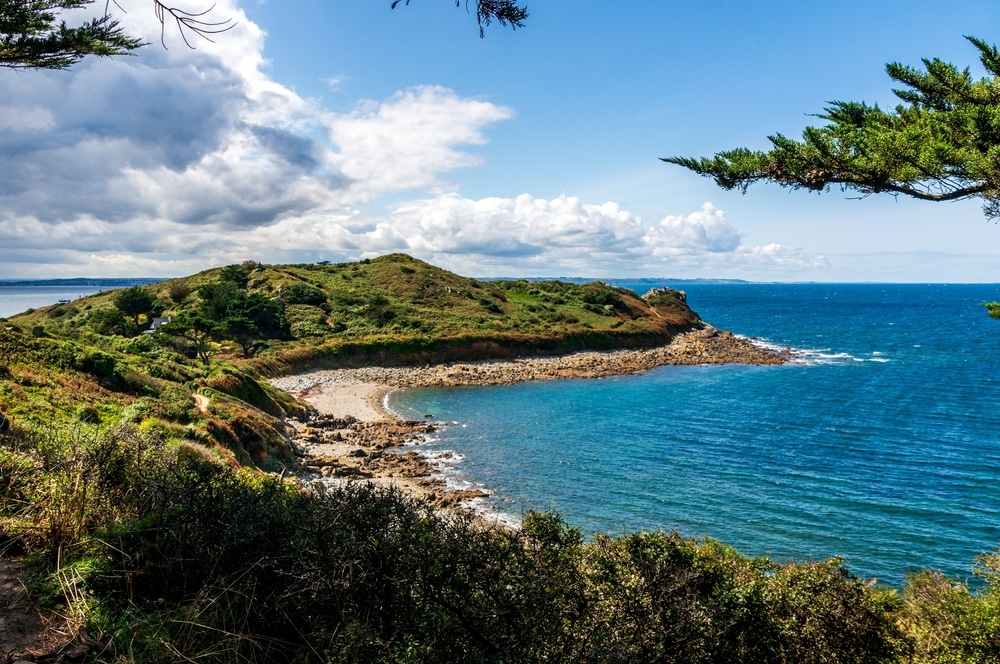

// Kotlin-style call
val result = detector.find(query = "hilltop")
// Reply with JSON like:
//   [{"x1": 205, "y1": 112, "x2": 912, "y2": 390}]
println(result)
[{"x1": 9, "y1": 253, "x2": 700, "y2": 360}]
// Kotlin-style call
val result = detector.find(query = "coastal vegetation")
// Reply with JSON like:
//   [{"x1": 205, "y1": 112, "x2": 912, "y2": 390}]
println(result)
[{"x1": 1, "y1": 255, "x2": 999, "y2": 661}]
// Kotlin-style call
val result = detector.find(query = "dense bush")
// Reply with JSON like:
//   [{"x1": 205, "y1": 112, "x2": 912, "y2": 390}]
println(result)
[
  {"x1": 284, "y1": 282, "x2": 328, "y2": 306},
  {"x1": 900, "y1": 560, "x2": 1000, "y2": 663},
  {"x1": 88, "y1": 308, "x2": 131, "y2": 336},
  {"x1": 0, "y1": 423, "x2": 942, "y2": 663}
]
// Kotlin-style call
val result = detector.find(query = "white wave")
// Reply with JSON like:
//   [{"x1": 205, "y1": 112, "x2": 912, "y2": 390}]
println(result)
[
  {"x1": 399, "y1": 419, "x2": 521, "y2": 527},
  {"x1": 749, "y1": 336, "x2": 892, "y2": 366}
]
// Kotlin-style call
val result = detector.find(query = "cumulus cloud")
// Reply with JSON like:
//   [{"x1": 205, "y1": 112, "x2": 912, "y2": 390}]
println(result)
[
  {"x1": 328, "y1": 87, "x2": 513, "y2": 201},
  {"x1": 0, "y1": 1, "x2": 823, "y2": 279},
  {"x1": 0, "y1": 0, "x2": 515, "y2": 275},
  {"x1": 644, "y1": 202, "x2": 743, "y2": 255},
  {"x1": 222, "y1": 195, "x2": 824, "y2": 279}
]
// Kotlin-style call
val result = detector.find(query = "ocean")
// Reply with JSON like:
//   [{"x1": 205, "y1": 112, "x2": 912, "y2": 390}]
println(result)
[
  {"x1": 388, "y1": 283, "x2": 1000, "y2": 586},
  {"x1": 0, "y1": 280, "x2": 161, "y2": 318}
]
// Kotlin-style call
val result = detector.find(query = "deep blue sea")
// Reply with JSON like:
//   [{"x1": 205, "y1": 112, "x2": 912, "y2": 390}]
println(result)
[{"x1": 389, "y1": 283, "x2": 1000, "y2": 587}]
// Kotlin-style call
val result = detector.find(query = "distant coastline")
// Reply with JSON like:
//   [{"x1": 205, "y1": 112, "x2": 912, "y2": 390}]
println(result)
[{"x1": 0, "y1": 278, "x2": 164, "y2": 287}]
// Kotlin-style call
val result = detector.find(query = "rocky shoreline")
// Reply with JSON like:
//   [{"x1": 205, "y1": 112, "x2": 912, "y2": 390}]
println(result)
[{"x1": 272, "y1": 327, "x2": 792, "y2": 510}]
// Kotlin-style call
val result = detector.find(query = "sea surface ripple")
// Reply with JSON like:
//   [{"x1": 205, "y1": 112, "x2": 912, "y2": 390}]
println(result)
[{"x1": 389, "y1": 283, "x2": 1000, "y2": 586}]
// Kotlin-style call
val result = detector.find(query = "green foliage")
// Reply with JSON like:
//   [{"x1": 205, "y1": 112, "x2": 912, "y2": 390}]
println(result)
[
  {"x1": 983, "y1": 301, "x2": 1000, "y2": 319},
  {"x1": 0, "y1": 0, "x2": 143, "y2": 70},
  {"x1": 364, "y1": 293, "x2": 396, "y2": 327},
  {"x1": 2, "y1": 1, "x2": 525, "y2": 73},
  {"x1": 218, "y1": 262, "x2": 253, "y2": 289},
  {"x1": 165, "y1": 280, "x2": 192, "y2": 304},
  {"x1": 113, "y1": 285, "x2": 159, "y2": 327},
  {"x1": 88, "y1": 307, "x2": 130, "y2": 336},
  {"x1": 900, "y1": 555, "x2": 1000, "y2": 663},
  {"x1": 478, "y1": 296, "x2": 503, "y2": 314},
  {"x1": 665, "y1": 36, "x2": 1000, "y2": 220},
  {"x1": 3, "y1": 421, "x2": 1000, "y2": 662},
  {"x1": 391, "y1": 0, "x2": 528, "y2": 38},
  {"x1": 43, "y1": 341, "x2": 117, "y2": 380},
  {"x1": 159, "y1": 311, "x2": 217, "y2": 364},
  {"x1": 283, "y1": 281, "x2": 327, "y2": 306},
  {"x1": 199, "y1": 365, "x2": 289, "y2": 417},
  {"x1": 0, "y1": 422, "x2": 915, "y2": 663},
  {"x1": 178, "y1": 280, "x2": 288, "y2": 358}
]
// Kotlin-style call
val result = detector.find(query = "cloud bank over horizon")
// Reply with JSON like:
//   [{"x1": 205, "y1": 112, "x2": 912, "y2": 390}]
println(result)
[{"x1": 0, "y1": 0, "x2": 825, "y2": 279}]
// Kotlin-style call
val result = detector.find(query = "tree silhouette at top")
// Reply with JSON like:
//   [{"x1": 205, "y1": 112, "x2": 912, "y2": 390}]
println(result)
[
  {"x1": 1, "y1": 0, "x2": 528, "y2": 70},
  {"x1": 665, "y1": 37, "x2": 1000, "y2": 221}
]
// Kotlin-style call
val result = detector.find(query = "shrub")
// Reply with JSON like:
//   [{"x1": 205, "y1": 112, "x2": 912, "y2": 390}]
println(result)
[
  {"x1": 479, "y1": 297, "x2": 503, "y2": 314},
  {"x1": 284, "y1": 282, "x2": 327, "y2": 306},
  {"x1": 89, "y1": 308, "x2": 130, "y2": 336},
  {"x1": 123, "y1": 334, "x2": 157, "y2": 355},
  {"x1": 1, "y1": 420, "x2": 917, "y2": 664},
  {"x1": 167, "y1": 281, "x2": 192, "y2": 304},
  {"x1": 901, "y1": 559, "x2": 1000, "y2": 663}
]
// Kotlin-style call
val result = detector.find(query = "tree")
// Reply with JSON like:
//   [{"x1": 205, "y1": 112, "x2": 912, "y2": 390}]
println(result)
[
  {"x1": 193, "y1": 280, "x2": 287, "y2": 358},
  {"x1": 160, "y1": 311, "x2": 218, "y2": 364},
  {"x1": 113, "y1": 285, "x2": 158, "y2": 326},
  {"x1": 219, "y1": 292, "x2": 286, "y2": 357},
  {"x1": 1, "y1": 0, "x2": 527, "y2": 70},
  {"x1": 392, "y1": 0, "x2": 528, "y2": 38},
  {"x1": 0, "y1": 0, "x2": 142, "y2": 69},
  {"x1": 664, "y1": 37, "x2": 1000, "y2": 221}
]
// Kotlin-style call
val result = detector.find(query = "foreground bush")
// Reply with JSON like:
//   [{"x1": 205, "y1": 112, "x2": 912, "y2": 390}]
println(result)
[{"x1": 3, "y1": 424, "x2": 999, "y2": 662}]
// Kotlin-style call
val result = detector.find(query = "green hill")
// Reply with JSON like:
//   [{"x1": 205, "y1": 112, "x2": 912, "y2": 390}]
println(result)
[{"x1": 0, "y1": 254, "x2": 700, "y2": 465}]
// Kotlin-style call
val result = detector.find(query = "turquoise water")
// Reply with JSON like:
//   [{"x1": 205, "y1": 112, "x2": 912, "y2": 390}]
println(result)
[{"x1": 389, "y1": 284, "x2": 1000, "y2": 586}]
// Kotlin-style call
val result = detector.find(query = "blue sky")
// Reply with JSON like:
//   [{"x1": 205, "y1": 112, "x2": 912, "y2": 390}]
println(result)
[{"x1": 2, "y1": 0, "x2": 999, "y2": 280}]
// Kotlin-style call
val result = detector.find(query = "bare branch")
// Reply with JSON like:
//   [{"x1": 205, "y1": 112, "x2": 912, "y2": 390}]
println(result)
[{"x1": 151, "y1": 1, "x2": 235, "y2": 49}]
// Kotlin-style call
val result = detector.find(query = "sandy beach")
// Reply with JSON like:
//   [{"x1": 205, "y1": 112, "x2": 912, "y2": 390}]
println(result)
[{"x1": 271, "y1": 327, "x2": 790, "y2": 509}]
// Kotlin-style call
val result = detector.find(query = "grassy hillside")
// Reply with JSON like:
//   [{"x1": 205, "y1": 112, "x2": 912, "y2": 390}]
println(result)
[{"x1": 9, "y1": 253, "x2": 699, "y2": 367}]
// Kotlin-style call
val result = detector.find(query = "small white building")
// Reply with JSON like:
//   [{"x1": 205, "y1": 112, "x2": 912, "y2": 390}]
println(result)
[{"x1": 143, "y1": 316, "x2": 172, "y2": 335}]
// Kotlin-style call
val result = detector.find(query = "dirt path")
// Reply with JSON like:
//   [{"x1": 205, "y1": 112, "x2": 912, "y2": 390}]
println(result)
[{"x1": 0, "y1": 557, "x2": 72, "y2": 661}]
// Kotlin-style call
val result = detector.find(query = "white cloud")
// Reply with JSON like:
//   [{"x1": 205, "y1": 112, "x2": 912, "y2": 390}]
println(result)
[
  {"x1": 644, "y1": 202, "x2": 742, "y2": 255},
  {"x1": 0, "y1": 1, "x2": 515, "y2": 276},
  {"x1": 0, "y1": 1, "x2": 823, "y2": 280},
  {"x1": 327, "y1": 86, "x2": 513, "y2": 201},
  {"x1": 218, "y1": 195, "x2": 825, "y2": 279}
]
